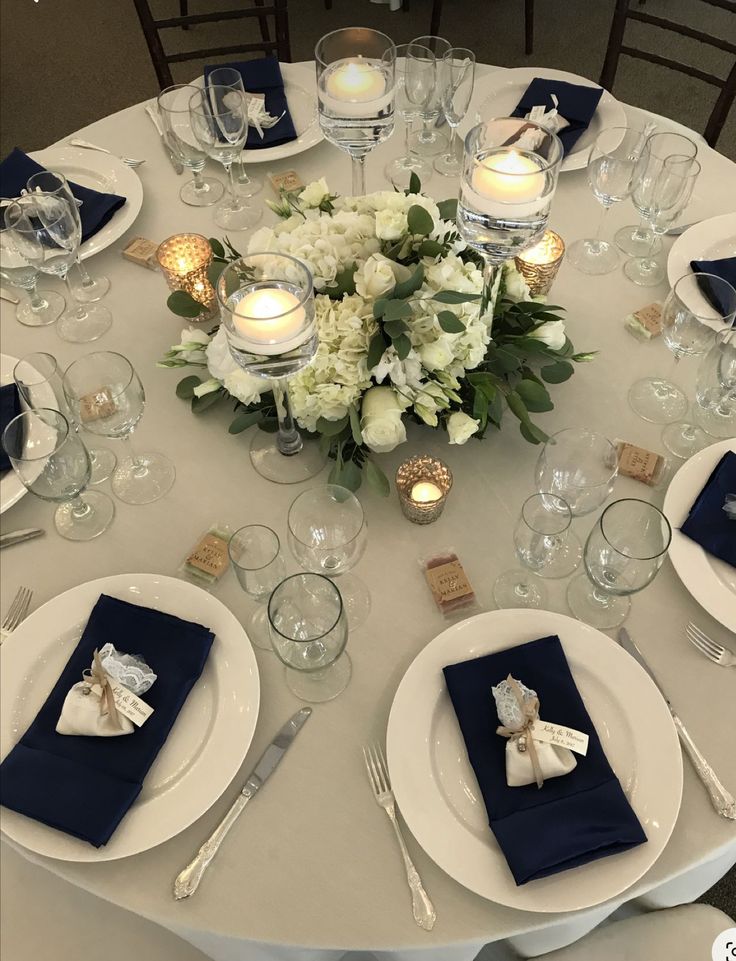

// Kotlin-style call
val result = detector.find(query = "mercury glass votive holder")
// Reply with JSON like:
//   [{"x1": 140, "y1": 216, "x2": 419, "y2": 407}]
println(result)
[
  {"x1": 396, "y1": 455, "x2": 453, "y2": 524},
  {"x1": 514, "y1": 229, "x2": 565, "y2": 296},
  {"x1": 157, "y1": 233, "x2": 218, "y2": 322}
]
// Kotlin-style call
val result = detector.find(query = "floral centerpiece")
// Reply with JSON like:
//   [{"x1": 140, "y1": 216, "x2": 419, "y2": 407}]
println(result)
[{"x1": 159, "y1": 176, "x2": 594, "y2": 493}]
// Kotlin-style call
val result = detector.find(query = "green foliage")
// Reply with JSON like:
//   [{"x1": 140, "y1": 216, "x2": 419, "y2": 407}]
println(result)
[
  {"x1": 191, "y1": 390, "x2": 225, "y2": 413},
  {"x1": 325, "y1": 264, "x2": 356, "y2": 299},
  {"x1": 167, "y1": 290, "x2": 203, "y2": 318},
  {"x1": 432, "y1": 290, "x2": 481, "y2": 304},
  {"x1": 228, "y1": 410, "x2": 261, "y2": 434},
  {"x1": 392, "y1": 263, "x2": 425, "y2": 299},
  {"x1": 407, "y1": 204, "x2": 434, "y2": 237},
  {"x1": 437, "y1": 198, "x2": 458, "y2": 221},
  {"x1": 437, "y1": 311, "x2": 465, "y2": 333},
  {"x1": 364, "y1": 458, "x2": 390, "y2": 496},
  {"x1": 176, "y1": 375, "x2": 201, "y2": 399}
]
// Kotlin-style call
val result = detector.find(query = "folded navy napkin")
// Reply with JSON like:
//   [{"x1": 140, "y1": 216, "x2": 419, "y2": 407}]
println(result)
[
  {"x1": 691, "y1": 257, "x2": 736, "y2": 319},
  {"x1": 0, "y1": 594, "x2": 215, "y2": 846},
  {"x1": 443, "y1": 635, "x2": 647, "y2": 885},
  {"x1": 680, "y1": 451, "x2": 736, "y2": 568},
  {"x1": 512, "y1": 78, "x2": 604, "y2": 156},
  {"x1": 0, "y1": 383, "x2": 21, "y2": 473},
  {"x1": 0, "y1": 148, "x2": 127, "y2": 244},
  {"x1": 204, "y1": 57, "x2": 297, "y2": 149}
]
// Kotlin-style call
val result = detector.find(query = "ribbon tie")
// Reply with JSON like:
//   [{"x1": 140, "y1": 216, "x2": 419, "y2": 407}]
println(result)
[
  {"x1": 496, "y1": 674, "x2": 544, "y2": 789},
  {"x1": 82, "y1": 649, "x2": 122, "y2": 730}
]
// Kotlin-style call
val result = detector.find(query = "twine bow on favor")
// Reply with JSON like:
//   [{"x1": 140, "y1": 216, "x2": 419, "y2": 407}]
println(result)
[
  {"x1": 496, "y1": 674, "x2": 544, "y2": 789},
  {"x1": 82, "y1": 649, "x2": 122, "y2": 730}
]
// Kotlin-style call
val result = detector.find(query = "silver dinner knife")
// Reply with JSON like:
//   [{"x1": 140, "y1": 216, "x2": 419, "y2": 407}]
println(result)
[
  {"x1": 0, "y1": 528, "x2": 45, "y2": 550},
  {"x1": 144, "y1": 102, "x2": 184, "y2": 175},
  {"x1": 618, "y1": 628, "x2": 736, "y2": 819},
  {"x1": 173, "y1": 707, "x2": 312, "y2": 899}
]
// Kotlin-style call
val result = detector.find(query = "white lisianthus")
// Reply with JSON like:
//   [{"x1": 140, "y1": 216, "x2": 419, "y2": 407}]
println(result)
[
  {"x1": 300, "y1": 178, "x2": 330, "y2": 208},
  {"x1": 179, "y1": 328, "x2": 211, "y2": 346},
  {"x1": 223, "y1": 370, "x2": 266, "y2": 406},
  {"x1": 354, "y1": 253, "x2": 411, "y2": 300},
  {"x1": 193, "y1": 378, "x2": 222, "y2": 397},
  {"x1": 529, "y1": 320, "x2": 566, "y2": 351},
  {"x1": 447, "y1": 411, "x2": 480, "y2": 445},
  {"x1": 205, "y1": 327, "x2": 266, "y2": 405},
  {"x1": 360, "y1": 386, "x2": 407, "y2": 453},
  {"x1": 375, "y1": 208, "x2": 407, "y2": 241},
  {"x1": 418, "y1": 336, "x2": 456, "y2": 372},
  {"x1": 504, "y1": 265, "x2": 534, "y2": 302}
]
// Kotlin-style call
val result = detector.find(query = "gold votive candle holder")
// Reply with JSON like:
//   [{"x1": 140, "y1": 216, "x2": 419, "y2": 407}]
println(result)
[
  {"x1": 395, "y1": 455, "x2": 453, "y2": 525},
  {"x1": 157, "y1": 233, "x2": 218, "y2": 322},
  {"x1": 514, "y1": 230, "x2": 565, "y2": 296}
]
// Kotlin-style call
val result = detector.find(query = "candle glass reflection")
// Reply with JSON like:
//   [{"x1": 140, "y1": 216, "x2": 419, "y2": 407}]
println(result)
[
  {"x1": 396, "y1": 455, "x2": 452, "y2": 524},
  {"x1": 457, "y1": 118, "x2": 563, "y2": 317},
  {"x1": 217, "y1": 253, "x2": 327, "y2": 484},
  {"x1": 157, "y1": 233, "x2": 218, "y2": 322},
  {"x1": 316, "y1": 28, "x2": 396, "y2": 196},
  {"x1": 514, "y1": 229, "x2": 565, "y2": 296}
]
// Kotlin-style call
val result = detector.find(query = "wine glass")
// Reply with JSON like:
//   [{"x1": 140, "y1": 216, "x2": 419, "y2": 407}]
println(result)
[
  {"x1": 567, "y1": 499, "x2": 671, "y2": 630},
  {"x1": 434, "y1": 48, "x2": 476, "y2": 177},
  {"x1": 409, "y1": 35, "x2": 451, "y2": 157},
  {"x1": 384, "y1": 43, "x2": 435, "y2": 189},
  {"x1": 287, "y1": 484, "x2": 369, "y2": 629},
  {"x1": 535, "y1": 428, "x2": 618, "y2": 516},
  {"x1": 693, "y1": 328, "x2": 736, "y2": 439},
  {"x1": 205, "y1": 66, "x2": 263, "y2": 198},
  {"x1": 25, "y1": 169, "x2": 110, "y2": 302},
  {"x1": 268, "y1": 573, "x2": 351, "y2": 702},
  {"x1": 13, "y1": 351, "x2": 116, "y2": 485},
  {"x1": 157, "y1": 85, "x2": 224, "y2": 207},
  {"x1": 493, "y1": 492, "x2": 582, "y2": 610},
  {"x1": 4, "y1": 194, "x2": 112, "y2": 343},
  {"x1": 62, "y1": 351, "x2": 176, "y2": 505},
  {"x1": 0, "y1": 197, "x2": 65, "y2": 327},
  {"x1": 568, "y1": 127, "x2": 647, "y2": 275},
  {"x1": 1, "y1": 408, "x2": 114, "y2": 541},
  {"x1": 188, "y1": 85, "x2": 261, "y2": 230},
  {"x1": 229, "y1": 525, "x2": 287, "y2": 651}
]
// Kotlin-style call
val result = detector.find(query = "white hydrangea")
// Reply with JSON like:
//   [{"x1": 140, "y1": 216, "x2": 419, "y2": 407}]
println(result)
[{"x1": 205, "y1": 327, "x2": 266, "y2": 406}]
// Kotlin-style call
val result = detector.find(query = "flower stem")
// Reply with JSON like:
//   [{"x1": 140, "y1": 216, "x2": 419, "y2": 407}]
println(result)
[{"x1": 272, "y1": 382, "x2": 303, "y2": 457}]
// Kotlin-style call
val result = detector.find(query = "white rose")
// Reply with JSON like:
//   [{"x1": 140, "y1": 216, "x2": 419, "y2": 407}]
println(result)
[
  {"x1": 360, "y1": 386, "x2": 407, "y2": 453},
  {"x1": 504, "y1": 266, "x2": 533, "y2": 302},
  {"x1": 247, "y1": 226, "x2": 277, "y2": 253},
  {"x1": 418, "y1": 337, "x2": 455, "y2": 372},
  {"x1": 223, "y1": 369, "x2": 266, "y2": 406},
  {"x1": 354, "y1": 253, "x2": 410, "y2": 300},
  {"x1": 529, "y1": 320, "x2": 566, "y2": 350},
  {"x1": 375, "y1": 209, "x2": 407, "y2": 241},
  {"x1": 300, "y1": 178, "x2": 330, "y2": 208},
  {"x1": 447, "y1": 411, "x2": 480, "y2": 445},
  {"x1": 205, "y1": 328, "x2": 267, "y2": 405}
]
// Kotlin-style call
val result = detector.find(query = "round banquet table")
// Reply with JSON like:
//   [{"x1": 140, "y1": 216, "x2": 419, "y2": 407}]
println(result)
[{"x1": 1, "y1": 62, "x2": 735, "y2": 961}]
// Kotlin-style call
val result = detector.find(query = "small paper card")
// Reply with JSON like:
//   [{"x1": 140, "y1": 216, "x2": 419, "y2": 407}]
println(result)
[
  {"x1": 268, "y1": 170, "x2": 304, "y2": 195},
  {"x1": 109, "y1": 683, "x2": 154, "y2": 728},
  {"x1": 425, "y1": 559, "x2": 473, "y2": 605},
  {"x1": 122, "y1": 236, "x2": 160, "y2": 271},
  {"x1": 187, "y1": 532, "x2": 229, "y2": 577},
  {"x1": 531, "y1": 718, "x2": 589, "y2": 756},
  {"x1": 616, "y1": 441, "x2": 665, "y2": 486},
  {"x1": 79, "y1": 387, "x2": 116, "y2": 423}
]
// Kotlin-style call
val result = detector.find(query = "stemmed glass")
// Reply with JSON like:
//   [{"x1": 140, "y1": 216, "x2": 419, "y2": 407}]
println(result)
[
  {"x1": 693, "y1": 328, "x2": 736, "y2": 439},
  {"x1": 434, "y1": 48, "x2": 475, "y2": 177},
  {"x1": 567, "y1": 498, "x2": 671, "y2": 630},
  {"x1": 229, "y1": 525, "x2": 287, "y2": 650},
  {"x1": 205, "y1": 66, "x2": 263, "y2": 198},
  {"x1": 268, "y1": 573, "x2": 351, "y2": 702},
  {"x1": 4, "y1": 194, "x2": 112, "y2": 343},
  {"x1": 568, "y1": 127, "x2": 647, "y2": 275},
  {"x1": 315, "y1": 27, "x2": 396, "y2": 196},
  {"x1": 25, "y1": 170, "x2": 110, "y2": 302},
  {"x1": 409, "y1": 35, "x2": 451, "y2": 157},
  {"x1": 1, "y1": 408, "x2": 115, "y2": 541},
  {"x1": 535, "y1": 428, "x2": 618, "y2": 516},
  {"x1": 157, "y1": 85, "x2": 224, "y2": 207},
  {"x1": 188, "y1": 85, "x2": 261, "y2": 230},
  {"x1": 13, "y1": 352, "x2": 116, "y2": 485},
  {"x1": 0, "y1": 198, "x2": 65, "y2": 327},
  {"x1": 287, "y1": 484, "x2": 369, "y2": 629},
  {"x1": 63, "y1": 351, "x2": 176, "y2": 505},
  {"x1": 216, "y1": 253, "x2": 326, "y2": 484},
  {"x1": 384, "y1": 43, "x2": 436, "y2": 189},
  {"x1": 493, "y1": 492, "x2": 582, "y2": 610}
]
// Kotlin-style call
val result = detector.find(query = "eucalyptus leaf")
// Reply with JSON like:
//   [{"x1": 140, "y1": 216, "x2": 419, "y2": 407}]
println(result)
[
  {"x1": 407, "y1": 204, "x2": 434, "y2": 237},
  {"x1": 258, "y1": 418, "x2": 280, "y2": 433},
  {"x1": 364, "y1": 458, "x2": 390, "y2": 496},
  {"x1": 167, "y1": 290, "x2": 203, "y2": 318},
  {"x1": 228, "y1": 410, "x2": 261, "y2": 434},
  {"x1": 191, "y1": 390, "x2": 224, "y2": 413},
  {"x1": 319, "y1": 432, "x2": 333, "y2": 456},
  {"x1": 505, "y1": 390, "x2": 531, "y2": 424},
  {"x1": 437, "y1": 310, "x2": 465, "y2": 333},
  {"x1": 392, "y1": 263, "x2": 425, "y2": 299},
  {"x1": 393, "y1": 333, "x2": 411, "y2": 360},
  {"x1": 337, "y1": 458, "x2": 362, "y2": 492},
  {"x1": 349, "y1": 404, "x2": 363, "y2": 446},
  {"x1": 176, "y1": 375, "x2": 201, "y2": 399},
  {"x1": 383, "y1": 319, "x2": 408, "y2": 339},
  {"x1": 540, "y1": 360, "x2": 574, "y2": 384},
  {"x1": 316, "y1": 415, "x2": 350, "y2": 437},
  {"x1": 208, "y1": 238, "x2": 226, "y2": 259},
  {"x1": 432, "y1": 290, "x2": 481, "y2": 304},
  {"x1": 326, "y1": 263, "x2": 356, "y2": 299},
  {"x1": 437, "y1": 198, "x2": 458, "y2": 221},
  {"x1": 418, "y1": 240, "x2": 444, "y2": 258},
  {"x1": 520, "y1": 421, "x2": 549, "y2": 444},
  {"x1": 382, "y1": 299, "x2": 412, "y2": 322},
  {"x1": 207, "y1": 260, "x2": 226, "y2": 287},
  {"x1": 473, "y1": 388, "x2": 489, "y2": 429},
  {"x1": 408, "y1": 171, "x2": 421, "y2": 195},
  {"x1": 373, "y1": 298, "x2": 389, "y2": 319},
  {"x1": 367, "y1": 332, "x2": 387, "y2": 370},
  {"x1": 516, "y1": 379, "x2": 553, "y2": 412}
]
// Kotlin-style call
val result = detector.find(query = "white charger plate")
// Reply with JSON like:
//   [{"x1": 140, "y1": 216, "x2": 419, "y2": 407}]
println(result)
[
  {"x1": 386, "y1": 609, "x2": 682, "y2": 913},
  {"x1": 0, "y1": 573, "x2": 260, "y2": 862},
  {"x1": 667, "y1": 213, "x2": 736, "y2": 322},
  {"x1": 476, "y1": 67, "x2": 627, "y2": 172},
  {"x1": 663, "y1": 438, "x2": 736, "y2": 633},
  {"x1": 28, "y1": 146, "x2": 143, "y2": 261}
]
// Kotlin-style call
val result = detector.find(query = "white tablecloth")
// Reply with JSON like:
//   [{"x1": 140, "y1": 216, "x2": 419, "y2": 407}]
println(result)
[{"x1": 2, "y1": 62, "x2": 735, "y2": 961}]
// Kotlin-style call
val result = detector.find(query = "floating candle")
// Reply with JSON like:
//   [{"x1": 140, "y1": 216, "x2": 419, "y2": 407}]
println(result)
[
  {"x1": 472, "y1": 150, "x2": 544, "y2": 204},
  {"x1": 232, "y1": 287, "x2": 307, "y2": 355}
]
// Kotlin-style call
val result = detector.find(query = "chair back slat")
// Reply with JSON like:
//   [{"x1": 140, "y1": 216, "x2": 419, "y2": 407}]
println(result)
[
  {"x1": 620, "y1": 47, "x2": 727, "y2": 87},
  {"x1": 628, "y1": 10, "x2": 736, "y2": 55},
  {"x1": 156, "y1": 7, "x2": 279, "y2": 30}
]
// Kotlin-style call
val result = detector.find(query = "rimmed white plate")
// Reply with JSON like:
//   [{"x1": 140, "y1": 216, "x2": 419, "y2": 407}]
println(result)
[
  {"x1": 663, "y1": 439, "x2": 736, "y2": 633},
  {"x1": 667, "y1": 214, "x2": 736, "y2": 322},
  {"x1": 28, "y1": 146, "x2": 144, "y2": 261},
  {"x1": 386, "y1": 609, "x2": 682, "y2": 913},
  {"x1": 0, "y1": 573, "x2": 260, "y2": 861},
  {"x1": 476, "y1": 67, "x2": 627, "y2": 172}
]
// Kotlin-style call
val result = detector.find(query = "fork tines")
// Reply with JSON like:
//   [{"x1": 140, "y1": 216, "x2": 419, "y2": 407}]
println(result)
[
  {"x1": 363, "y1": 743, "x2": 391, "y2": 797},
  {"x1": 687, "y1": 621, "x2": 725, "y2": 662},
  {"x1": 1, "y1": 586, "x2": 33, "y2": 636}
]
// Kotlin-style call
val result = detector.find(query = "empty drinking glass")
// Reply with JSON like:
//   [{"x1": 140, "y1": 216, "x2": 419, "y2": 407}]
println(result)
[
  {"x1": 268, "y1": 573, "x2": 351, "y2": 702},
  {"x1": 409, "y1": 35, "x2": 451, "y2": 157},
  {"x1": 384, "y1": 43, "x2": 436, "y2": 189},
  {"x1": 158, "y1": 85, "x2": 225, "y2": 207},
  {"x1": 0, "y1": 198, "x2": 65, "y2": 326},
  {"x1": 1, "y1": 408, "x2": 115, "y2": 541},
  {"x1": 567, "y1": 498, "x2": 671, "y2": 629},
  {"x1": 205, "y1": 67, "x2": 263, "y2": 198},
  {"x1": 229, "y1": 525, "x2": 287, "y2": 650},
  {"x1": 693, "y1": 328, "x2": 736, "y2": 439},
  {"x1": 535, "y1": 428, "x2": 618, "y2": 516},
  {"x1": 434, "y1": 48, "x2": 475, "y2": 177}
]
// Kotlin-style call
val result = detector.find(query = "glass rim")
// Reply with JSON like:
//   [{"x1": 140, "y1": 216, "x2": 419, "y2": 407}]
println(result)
[
  {"x1": 467, "y1": 118, "x2": 564, "y2": 174},
  {"x1": 156, "y1": 232, "x2": 213, "y2": 272},
  {"x1": 287, "y1": 484, "x2": 366, "y2": 549},
  {"x1": 410, "y1": 34, "x2": 452, "y2": 50},
  {"x1": 4, "y1": 194, "x2": 72, "y2": 233},
  {"x1": 598, "y1": 498, "x2": 672, "y2": 560},
  {"x1": 228, "y1": 524, "x2": 281, "y2": 571},
  {"x1": 314, "y1": 27, "x2": 397, "y2": 68},
  {"x1": 13, "y1": 351, "x2": 60, "y2": 388},
  {"x1": 542, "y1": 428, "x2": 618, "y2": 487},
  {"x1": 522, "y1": 492, "x2": 572, "y2": 533},
  {"x1": 267, "y1": 572, "x2": 344, "y2": 642},
  {"x1": 393, "y1": 42, "x2": 435, "y2": 63},
  {"x1": 63, "y1": 350, "x2": 136, "y2": 404},
  {"x1": 661, "y1": 154, "x2": 701, "y2": 179},
  {"x1": 26, "y1": 169, "x2": 69, "y2": 193},
  {"x1": 673, "y1": 271, "x2": 736, "y2": 320},
  {"x1": 441, "y1": 47, "x2": 475, "y2": 63},
  {"x1": 644, "y1": 130, "x2": 699, "y2": 160},
  {"x1": 216, "y1": 253, "x2": 314, "y2": 317},
  {"x1": 188, "y1": 85, "x2": 246, "y2": 118},
  {"x1": 1, "y1": 407, "x2": 70, "y2": 462},
  {"x1": 158, "y1": 83, "x2": 204, "y2": 114}
]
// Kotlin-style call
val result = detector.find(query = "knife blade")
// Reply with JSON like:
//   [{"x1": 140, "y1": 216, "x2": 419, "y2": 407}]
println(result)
[
  {"x1": 173, "y1": 707, "x2": 312, "y2": 899},
  {"x1": 618, "y1": 628, "x2": 735, "y2": 819},
  {"x1": 144, "y1": 103, "x2": 184, "y2": 175},
  {"x1": 0, "y1": 528, "x2": 45, "y2": 550}
]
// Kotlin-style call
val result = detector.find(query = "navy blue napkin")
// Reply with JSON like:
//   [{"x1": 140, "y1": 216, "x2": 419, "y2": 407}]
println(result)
[
  {"x1": 443, "y1": 635, "x2": 647, "y2": 885},
  {"x1": 204, "y1": 57, "x2": 297, "y2": 149},
  {"x1": 0, "y1": 383, "x2": 21, "y2": 473},
  {"x1": 691, "y1": 258, "x2": 736, "y2": 319},
  {"x1": 0, "y1": 148, "x2": 127, "y2": 244},
  {"x1": 0, "y1": 594, "x2": 215, "y2": 846},
  {"x1": 680, "y1": 451, "x2": 736, "y2": 568},
  {"x1": 512, "y1": 78, "x2": 604, "y2": 156}
]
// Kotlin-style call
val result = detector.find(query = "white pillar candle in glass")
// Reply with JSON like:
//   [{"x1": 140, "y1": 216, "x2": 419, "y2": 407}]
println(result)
[
  {"x1": 469, "y1": 150, "x2": 545, "y2": 215},
  {"x1": 411, "y1": 481, "x2": 443, "y2": 504},
  {"x1": 232, "y1": 288, "x2": 307, "y2": 355},
  {"x1": 319, "y1": 57, "x2": 391, "y2": 118}
]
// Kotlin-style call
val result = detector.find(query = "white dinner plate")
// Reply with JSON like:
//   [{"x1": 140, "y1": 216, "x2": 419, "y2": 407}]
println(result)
[
  {"x1": 0, "y1": 573, "x2": 260, "y2": 862},
  {"x1": 663, "y1": 438, "x2": 736, "y2": 633},
  {"x1": 667, "y1": 213, "x2": 736, "y2": 322},
  {"x1": 476, "y1": 67, "x2": 627, "y2": 172},
  {"x1": 28, "y1": 146, "x2": 144, "y2": 261},
  {"x1": 386, "y1": 609, "x2": 682, "y2": 913}
]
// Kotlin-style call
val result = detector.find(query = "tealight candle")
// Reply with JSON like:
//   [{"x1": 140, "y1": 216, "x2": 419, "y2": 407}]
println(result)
[
  {"x1": 319, "y1": 57, "x2": 390, "y2": 119},
  {"x1": 156, "y1": 233, "x2": 217, "y2": 322},
  {"x1": 396, "y1": 456, "x2": 453, "y2": 525},
  {"x1": 472, "y1": 150, "x2": 544, "y2": 205},
  {"x1": 411, "y1": 481, "x2": 443, "y2": 504},
  {"x1": 232, "y1": 287, "x2": 308, "y2": 356},
  {"x1": 514, "y1": 229, "x2": 566, "y2": 295}
]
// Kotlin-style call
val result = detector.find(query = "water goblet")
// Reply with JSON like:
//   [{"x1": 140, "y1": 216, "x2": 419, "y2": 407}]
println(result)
[
  {"x1": 158, "y1": 85, "x2": 224, "y2": 207},
  {"x1": 384, "y1": 43, "x2": 436, "y2": 189},
  {"x1": 434, "y1": 48, "x2": 475, "y2": 177},
  {"x1": 268, "y1": 572, "x2": 351, "y2": 702},
  {"x1": 0, "y1": 198, "x2": 65, "y2": 326},
  {"x1": 63, "y1": 351, "x2": 176, "y2": 505},
  {"x1": 408, "y1": 35, "x2": 451, "y2": 157},
  {"x1": 1, "y1": 408, "x2": 114, "y2": 541},
  {"x1": 693, "y1": 328, "x2": 736, "y2": 439},
  {"x1": 205, "y1": 66, "x2": 263, "y2": 198},
  {"x1": 229, "y1": 525, "x2": 287, "y2": 651},
  {"x1": 567, "y1": 498, "x2": 671, "y2": 630},
  {"x1": 535, "y1": 428, "x2": 618, "y2": 516}
]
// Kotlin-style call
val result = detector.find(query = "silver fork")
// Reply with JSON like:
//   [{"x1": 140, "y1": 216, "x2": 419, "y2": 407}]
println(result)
[
  {"x1": 687, "y1": 622, "x2": 736, "y2": 668},
  {"x1": 68, "y1": 138, "x2": 146, "y2": 168},
  {"x1": 0, "y1": 586, "x2": 32, "y2": 642},
  {"x1": 362, "y1": 743, "x2": 436, "y2": 931}
]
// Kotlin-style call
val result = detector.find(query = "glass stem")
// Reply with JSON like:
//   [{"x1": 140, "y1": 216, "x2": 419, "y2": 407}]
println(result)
[
  {"x1": 76, "y1": 257, "x2": 94, "y2": 288},
  {"x1": 590, "y1": 204, "x2": 610, "y2": 253},
  {"x1": 638, "y1": 224, "x2": 660, "y2": 273},
  {"x1": 419, "y1": 116, "x2": 433, "y2": 145},
  {"x1": 70, "y1": 494, "x2": 92, "y2": 519},
  {"x1": 481, "y1": 258, "x2": 501, "y2": 318},
  {"x1": 192, "y1": 168, "x2": 207, "y2": 192},
  {"x1": 121, "y1": 434, "x2": 147, "y2": 475},
  {"x1": 272, "y1": 381, "x2": 303, "y2": 458},
  {"x1": 404, "y1": 118, "x2": 412, "y2": 157},
  {"x1": 632, "y1": 214, "x2": 652, "y2": 244},
  {"x1": 591, "y1": 586, "x2": 612, "y2": 607},
  {"x1": 27, "y1": 279, "x2": 48, "y2": 312},
  {"x1": 63, "y1": 272, "x2": 88, "y2": 320},
  {"x1": 446, "y1": 125, "x2": 457, "y2": 160},
  {"x1": 351, "y1": 155, "x2": 366, "y2": 197}
]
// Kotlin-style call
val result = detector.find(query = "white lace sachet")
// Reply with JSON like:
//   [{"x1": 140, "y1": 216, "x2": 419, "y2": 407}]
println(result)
[
  {"x1": 245, "y1": 95, "x2": 284, "y2": 138},
  {"x1": 723, "y1": 494, "x2": 736, "y2": 520},
  {"x1": 524, "y1": 95, "x2": 571, "y2": 137},
  {"x1": 98, "y1": 643, "x2": 157, "y2": 694},
  {"x1": 492, "y1": 675, "x2": 577, "y2": 789}
]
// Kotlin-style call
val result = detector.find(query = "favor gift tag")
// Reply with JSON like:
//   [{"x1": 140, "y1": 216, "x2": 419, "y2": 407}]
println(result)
[
  {"x1": 531, "y1": 719, "x2": 589, "y2": 756},
  {"x1": 110, "y1": 683, "x2": 154, "y2": 727},
  {"x1": 245, "y1": 91, "x2": 266, "y2": 104},
  {"x1": 425, "y1": 559, "x2": 473, "y2": 605},
  {"x1": 79, "y1": 387, "x2": 116, "y2": 423},
  {"x1": 625, "y1": 302, "x2": 664, "y2": 340},
  {"x1": 187, "y1": 532, "x2": 229, "y2": 577},
  {"x1": 122, "y1": 236, "x2": 160, "y2": 271},
  {"x1": 617, "y1": 441, "x2": 666, "y2": 486},
  {"x1": 268, "y1": 170, "x2": 304, "y2": 195}
]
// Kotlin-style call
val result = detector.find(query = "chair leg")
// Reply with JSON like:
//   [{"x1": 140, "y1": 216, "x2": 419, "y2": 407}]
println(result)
[
  {"x1": 179, "y1": 0, "x2": 189, "y2": 30},
  {"x1": 524, "y1": 0, "x2": 534, "y2": 55},
  {"x1": 430, "y1": 0, "x2": 442, "y2": 37},
  {"x1": 254, "y1": 0, "x2": 271, "y2": 44}
]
